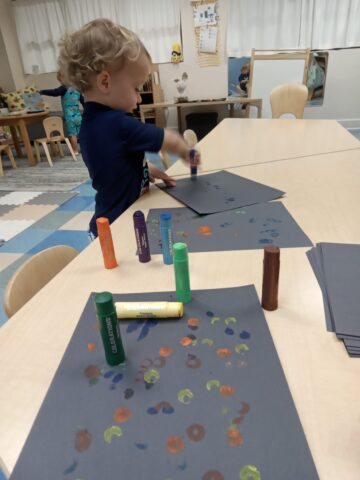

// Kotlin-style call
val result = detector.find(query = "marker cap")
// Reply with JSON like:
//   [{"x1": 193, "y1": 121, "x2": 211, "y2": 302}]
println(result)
[
  {"x1": 95, "y1": 291, "x2": 115, "y2": 317},
  {"x1": 173, "y1": 242, "x2": 188, "y2": 262}
]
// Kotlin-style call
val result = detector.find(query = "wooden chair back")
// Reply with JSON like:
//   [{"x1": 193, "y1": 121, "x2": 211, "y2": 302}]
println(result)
[
  {"x1": 270, "y1": 84, "x2": 308, "y2": 119},
  {"x1": 3, "y1": 245, "x2": 78, "y2": 318},
  {"x1": 43, "y1": 116, "x2": 65, "y2": 139},
  {"x1": 183, "y1": 129, "x2": 198, "y2": 147}
]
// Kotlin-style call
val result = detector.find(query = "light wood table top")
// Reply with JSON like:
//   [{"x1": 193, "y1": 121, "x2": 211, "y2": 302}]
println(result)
[
  {"x1": 167, "y1": 118, "x2": 360, "y2": 176},
  {"x1": 1, "y1": 146, "x2": 360, "y2": 478}
]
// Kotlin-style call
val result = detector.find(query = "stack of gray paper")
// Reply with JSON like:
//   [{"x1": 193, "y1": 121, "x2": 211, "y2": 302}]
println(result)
[{"x1": 307, "y1": 243, "x2": 360, "y2": 357}]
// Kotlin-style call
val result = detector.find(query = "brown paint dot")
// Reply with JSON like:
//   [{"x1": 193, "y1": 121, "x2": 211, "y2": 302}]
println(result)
[
  {"x1": 84, "y1": 365, "x2": 100, "y2": 380},
  {"x1": 166, "y1": 435, "x2": 185, "y2": 454},
  {"x1": 227, "y1": 427, "x2": 244, "y2": 447},
  {"x1": 114, "y1": 407, "x2": 132, "y2": 423},
  {"x1": 75, "y1": 429, "x2": 92, "y2": 452},
  {"x1": 187, "y1": 317, "x2": 200, "y2": 327},
  {"x1": 202, "y1": 470, "x2": 224, "y2": 480},
  {"x1": 239, "y1": 401, "x2": 251, "y2": 415},
  {"x1": 159, "y1": 347, "x2": 174, "y2": 357},
  {"x1": 186, "y1": 423, "x2": 205, "y2": 442},
  {"x1": 197, "y1": 225, "x2": 213, "y2": 236},
  {"x1": 180, "y1": 336, "x2": 193, "y2": 347},
  {"x1": 216, "y1": 348, "x2": 232, "y2": 358},
  {"x1": 186, "y1": 354, "x2": 202, "y2": 369},
  {"x1": 219, "y1": 385, "x2": 235, "y2": 396},
  {"x1": 153, "y1": 356, "x2": 166, "y2": 368},
  {"x1": 140, "y1": 358, "x2": 153, "y2": 369}
]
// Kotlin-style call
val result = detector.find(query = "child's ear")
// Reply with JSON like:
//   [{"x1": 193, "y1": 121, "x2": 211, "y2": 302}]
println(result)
[{"x1": 96, "y1": 71, "x2": 111, "y2": 93}]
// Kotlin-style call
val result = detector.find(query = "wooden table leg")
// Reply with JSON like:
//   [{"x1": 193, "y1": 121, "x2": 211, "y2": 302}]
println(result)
[
  {"x1": 9, "y1": 126, "x2": 23, "y2": 158},
  {"x1": 229, "y1": 104, "x2": 234, "y2": 118},
  {"x1": 177, "y1": 106, "x2": 183, "y2": 133},
  {"x1": 18, "y1": 119, "x2": 36, "y2": 166}
]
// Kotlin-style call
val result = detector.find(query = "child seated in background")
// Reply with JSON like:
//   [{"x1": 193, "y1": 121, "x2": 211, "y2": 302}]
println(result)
[
  {"x1": 40, "y1": 72, "x2": 83, "y2": 154},
  {"x1": 58, "y1": 18, "x2": 200, "y2": 237},
  {"x1": 238, "y1": 63, "x2": 250, "y2": 94}
]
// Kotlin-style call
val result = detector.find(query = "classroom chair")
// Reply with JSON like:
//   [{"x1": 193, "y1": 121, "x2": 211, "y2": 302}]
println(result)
[
  {"x1": 34, "y1": 116, "x2": 77, "y2": 166},
  {"x1": 3, "y1": 245, "x2": 78, "y2": 318},
  {"x1": 0, "y1": 143, "x2": 17, "y2": 176},
  {"x1": 270, "y1": 84, "x2": 309, "y2": 119},
  {"x1": 183, "y1": 129, "x2": 198, "y2": 148}
]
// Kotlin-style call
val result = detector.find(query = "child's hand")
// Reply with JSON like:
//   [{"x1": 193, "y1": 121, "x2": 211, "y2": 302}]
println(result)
[{"x1": 148, "y1": 163, "x2": 176, "y2": 188}]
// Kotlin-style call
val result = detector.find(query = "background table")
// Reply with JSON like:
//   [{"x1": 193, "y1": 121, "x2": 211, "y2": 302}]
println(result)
[
  {"x1": 0, "y1": 111, "x2": 49, "y2": 167},
  {"x1": 0, "y1": 122, "x2": 360, "y2": 479},
  {"x1": 139, "y1": 97, "x2": 263, "y2": 131},
  {"x1": 167, "y1": 118, "x2": 360, "y2": 176}
]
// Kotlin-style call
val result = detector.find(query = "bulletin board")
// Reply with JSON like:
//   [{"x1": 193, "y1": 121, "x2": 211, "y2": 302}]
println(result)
[
  {"x1": 191, "y1": 0, "x2": 221, "y2": 67},
  {"x1": 248, "y1": 49, "x2": 310, "y2": 118}
]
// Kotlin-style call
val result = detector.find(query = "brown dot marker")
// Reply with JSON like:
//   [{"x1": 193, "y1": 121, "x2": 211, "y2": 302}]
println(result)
[{"x1": 261, "y1": 246, "x2": 280, "y2": 311}]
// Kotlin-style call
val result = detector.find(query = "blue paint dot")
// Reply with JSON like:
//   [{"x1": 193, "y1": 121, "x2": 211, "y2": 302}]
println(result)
[
  {"x1": 112, "y1": 373, "x2": 124, "y2": 383},
  {"x1": 249, "y1": 218, "x2": 257, "y2": 223},
  {"x1": 259, "y1": 238, "x2": 273, "y2": 244},
  {"x1": 104, "y1": 370, "x2": 115, "y2": 378},
  {"x1": 135, "y1": 443, "x2": 148, "y2": 450},
  {"x1": 240, "y1": 330, "x2": 251, "y2": 339},
  {"x1": 145, "y1": 382, "x2": 154, "y2": 390},
  {"x1": 225, "y1": 327, "x2": 234, "y2": 335},
  {"x1": 64, "y1": 460, "x2": 78, "y2": 475},
  {"x1": 187, "y1": 334, "x2": 197, "y2": 340},
  {"x1": 206, "y1": 311, "x2": 214, "y2": 317},
  {"x1": 147, "y1": 407, "x2": 158, "y2": 415},
  {"x1": 163, "y1": 406, "x2": 175, "y2": 414},
  {"x1": 124, "y1": 388, "x2": 134, "y2": 399}
]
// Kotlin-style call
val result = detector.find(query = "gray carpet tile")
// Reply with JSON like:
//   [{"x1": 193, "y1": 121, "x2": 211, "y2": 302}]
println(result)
[
  {"x1": 28, "y1": 192, "x2": 77, "y2": 205},
  {"x1": 0, "y1": 204, "x2": 16, "y2": 216}
]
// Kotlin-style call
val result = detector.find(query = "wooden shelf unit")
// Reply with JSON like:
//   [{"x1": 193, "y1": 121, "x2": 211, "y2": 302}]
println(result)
[{"x1": 134, "y1": 64, "x2": 165, "y2": 127}]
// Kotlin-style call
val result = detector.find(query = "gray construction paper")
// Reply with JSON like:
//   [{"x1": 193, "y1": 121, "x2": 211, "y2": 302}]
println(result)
[
  {"x1": 343, "y1": 339, "x2": 360, "y2": 348},
  {"x1": 306, "y1": 248, "x2": 334, "y2": 332},
  {"x1": 158, "y1": 170, "x2": 285, "y2": 215},
  {"x1": 318, "y1": 243, "x2": 360, "y2": 338},
  {"x1": 147, "y1": 202, "x2": 312, "y2": 254},
  {"x1": 10, "y1": 286, "x2": 318, "y2": 480}
]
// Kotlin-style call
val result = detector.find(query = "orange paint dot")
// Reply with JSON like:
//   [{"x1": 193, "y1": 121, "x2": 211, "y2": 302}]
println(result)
[
  {"x1": 216, "y1": 348, "x2": 232, "y2": 358},
  {"x1": 219, "y1": 385, "x2": 235, "y2": 396},
  {"x1": 180, "y1": 337, "x2": 193, "y2": 347},
  {"x1": 159, "y1": 347, "x2": 174, "y2": 357},
  {"x1": 227, "y1": 427, "x2": 244, "y2": 447},
  {"x1": 166, "y1": 435, "x2": 185, "y2": 454},
  {"x1": 114, "y1": 407, "x2": 132, "y2": 423},
  {"x1": 196, "y1": 225, "x2": 212, "y2": 236},
  {"x1": 187, "y1": 317, "x2": 200, "y2": 327},
  {"x1": 87, "y1": 343, "x2": 96, "y2": 351}
]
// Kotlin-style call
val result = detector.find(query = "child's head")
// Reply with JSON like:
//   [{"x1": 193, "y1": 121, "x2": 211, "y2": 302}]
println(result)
[
  {"x1": 58, "y1": 18, "x2": 151, "y2": 112},
  {"x1": 241, "y1": 63, "x2": 250, "y2": 75}
]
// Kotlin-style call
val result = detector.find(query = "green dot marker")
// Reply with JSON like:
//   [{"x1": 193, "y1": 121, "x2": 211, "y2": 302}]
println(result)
[{"x1": 173, "y1": 242, "x2": 191, "y2": 304}]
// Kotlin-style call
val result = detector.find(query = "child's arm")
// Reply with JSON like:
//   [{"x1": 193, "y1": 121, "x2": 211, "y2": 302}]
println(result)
[
  {"x1": 162, "y1": 129, "x2": 201, "y2": 166},
  {"x1": 40, "y1": 85, "x2": 67, "y2": 97}
]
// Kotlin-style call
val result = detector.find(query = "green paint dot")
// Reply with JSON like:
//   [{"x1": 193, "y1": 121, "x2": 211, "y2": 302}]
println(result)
[
  {"x1": 177, "y1": 388, "x2": 194, "y2": 404},
  {"x1": 239, "y1": 465, "x2": 261, "y2": 480},
  {"x1": 104, "y1": 425, "x2": 123, "y2": 444},
  {"x1": 144, "y1": 369, "x2": 160, "y2": 384},
  {"x1": 235, "y1": 343, "x2": 249, "y2": 353},
  {"x1": 206, "y1": 379, "x2": 220, "y2": 391},
  {"x1": 224, "y1": 316, "x2": 237, "y2": 325},
  {"x1": 201, "y1": 338, "x2": 214, "y2": 347},
  {"x1": 210, "y1": 316, "x2": 221, "y2": 325}
]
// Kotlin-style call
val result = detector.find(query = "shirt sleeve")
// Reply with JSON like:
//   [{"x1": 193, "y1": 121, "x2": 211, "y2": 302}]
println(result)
[
  {"x1": 120, "y1": 114, "x2": 164, "y2": 154},
  {"x1": 40, "y1": 85, "x2": 67, "y2": 97}
]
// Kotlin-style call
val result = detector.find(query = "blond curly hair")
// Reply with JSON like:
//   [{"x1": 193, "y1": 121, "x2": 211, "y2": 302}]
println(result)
[{"x1": 58, "y1": 18, "x2": 150, "y2": 92}]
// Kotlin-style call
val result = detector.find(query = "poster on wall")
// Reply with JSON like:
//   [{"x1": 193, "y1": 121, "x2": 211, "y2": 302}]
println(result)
[{"x1": 306, "y1": 51, "x2": 329, "y2": 106}]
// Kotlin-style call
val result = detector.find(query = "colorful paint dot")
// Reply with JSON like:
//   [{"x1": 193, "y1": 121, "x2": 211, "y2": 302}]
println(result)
[
  {"x1": 259, "y1": 238, "x2": 273, "y2": 244},
  {"x1": 104, "y1": 370, "x2": 115, "y2": 378},
  {"x1": 177, "y1": 388, "x2": 194, "y2": 404},
  {"x1": 159, "y1": 346, "x2": 174, "y2": 357},
  {"x1": 206, "y1": 379, "x2": 220, "y2": 391},
  {"x1": 216, "y1": 348, "x2": 232, "y2": 358},
  {"x1": 206, "y1": 311, "x2": 214, "y2": 317},
  {"x1": 222, "y1": 406, "x2": 229, "y2": 415},
  {"x1": 87, "y1": 343, "x2": 96, "y2": 351},
  {"x1": 144, "y1": 369, "x2": 160, "y2": 384},
  {"x1": 166, "y1": 435, "x2": 185, "y2": 454},
  {"x1": 135, "y1": 443, "x2": 148, "y2": 450},
  {"x1": 153, "y1": 356, "x2": 166, "y2": 368},
  {"x1": 147, "y1": 407, "x2": 158, "y2": 415},
  {"x1": 210, "y1": 316, "x2": 221, "y2": 325},
  {"x1": 235, "y1": 343, "x2": 249, "y2": 353},
  {"x1": 239, "y1": 465, "x2": 261, "y2": 480},
  {"x1": 202, "y1": 471, "x2": 224, "y2": 480},
  {"x1": 227, "y1": 427, "x2": 244, "y2": 447},
  {"x1": 63, "y1": 460, "x2": 78, "y2": 475},
  {"x1": 140, "y1": 358, "x2": 153, "y2": 369},
  {"x1": 156, "y1": 401, "x2": 175, "y2": 414},
  {"x1": 219, "y1": 385, "x2": 235, "y2": 396},
  {"x1": 74, "y1": 429, "x2": 92, "y2": 453},
  {"x1": 239, "y1": 401, "x2": 251, "y2": 415},
  {"x1": 124, "y1": 388, "x2": 134, "y2": 400},
  {"x1": 186, "y1": 353, "x2": 202, "y2": 369},
  {"x1": 224, "y1": 316, "x2": 237, "y2": 325},
  {"x1": 201, "y1": 338, "x2": 214, "y2": 347},
  {"x1": 114, "y1": 407, "x2": 132, "y2": 423},
  {"x1": 104, "y1": 425, "x2": 123, "y2": 444},
  {"x1": 196, "y1": 225, "x2": 213, "y2": 236},
  {"x1": 84, "y1": 365, "x2": 101, "y2": 380},
  {"x1": 187, "y1": 317, "x2": 200, "y2": 328},
  {"x1": 180, "y1": 336, "x2": 193, "y2": 347},
  {"x1": 239, "y1": 331, "x2": 251, "y2": 340},
  {"x1": 225, "y1": 327, "x2": 234, "y2": 335},
  {"x1": 186, "y1": 423, "x2": 205, "y2": 442},
  {"x1": 112, "y1": 373, "x2": 124, "y2": 383}
]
